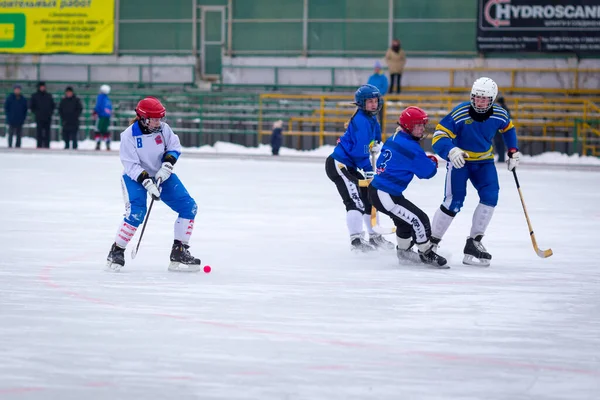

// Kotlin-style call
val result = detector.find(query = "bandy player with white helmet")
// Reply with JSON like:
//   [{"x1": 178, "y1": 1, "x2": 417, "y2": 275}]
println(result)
[
  {"x1": 430, "y1": 77, "x2": 521, "y2": 266},
  {"x1": 106, "y1": 97, "x2": 202, "y2": 272}
]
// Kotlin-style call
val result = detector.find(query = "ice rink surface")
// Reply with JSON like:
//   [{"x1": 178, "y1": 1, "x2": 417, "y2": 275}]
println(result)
[{"x1": 0, "y1": 151, "x2": 598, "y2": 400}]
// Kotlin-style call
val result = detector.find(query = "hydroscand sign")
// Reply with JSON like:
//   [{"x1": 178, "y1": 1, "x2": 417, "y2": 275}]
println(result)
[{"x1": 477, "y1": 0, "x2": 600, "y2": 53}]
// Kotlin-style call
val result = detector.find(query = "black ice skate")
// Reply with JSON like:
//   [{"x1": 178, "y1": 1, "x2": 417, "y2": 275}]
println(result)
[
  {"x1": 369, "y1": 233, "x2": 395, "y2": 250},
  {"x1": 106, "y1": 242, "x2": 125, "y2": 272},
  {"x1": 169, "y1": 240, "x2": 202, "y2": 272},
  {"x1": 350, "y1": 234, "x2": 376, "y2": 253},
  {"x1": 418, "y1": 247, "x2": 449, "y2": 269},
  {"x1": 463, "y1": 235, "x2": 492, "y2": 267}
]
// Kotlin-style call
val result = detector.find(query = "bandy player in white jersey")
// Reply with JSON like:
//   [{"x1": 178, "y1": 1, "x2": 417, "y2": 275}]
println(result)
[{"x1": 106, "y1": 97, "x2": 201, "y2": 272}]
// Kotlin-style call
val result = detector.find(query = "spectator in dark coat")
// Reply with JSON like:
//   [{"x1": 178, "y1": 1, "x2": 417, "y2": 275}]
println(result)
[
  {"x1": 271, "y1": 120, "x2": 283, "y2": 156},
  {"x1": 58, "y1": 86, "x2": 83, "y2": 149},
  {"x1": 29, "y1": 81, "x2": 55, "y2": 148},
  {"x1": 4, "y1": 84, "x2": 28, "y2": 148}
]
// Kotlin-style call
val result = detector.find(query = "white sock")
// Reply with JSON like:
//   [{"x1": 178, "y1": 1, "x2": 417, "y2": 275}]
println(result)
[
  {"x1": 174, "y1": 218, "x2": 195, "y2": 244},
  {"x1": 416, "y1": 241, "x2": 432, "y2": 253},
  {"x1": 470, "y1": 203, "x2": 495, "y2": 238},
  {"x1": 431, "y1": 208, "x2": 454, "y2": 239},
  {"x1": 346, "y1": 210, "x2": 363, "y2": 237},
  {"x1": 363, "y1": 213, "x2": 375, "y2": 235},
  {"x1": 396, "y1": 236, "x2": 413, "y2": 250},
  {"x1": 115, "y1": 221, "x2": 137, "y2": 249}
]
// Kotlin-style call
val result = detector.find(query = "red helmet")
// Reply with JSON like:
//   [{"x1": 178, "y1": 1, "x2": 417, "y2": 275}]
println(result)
[
  {"x1": 135, "y1": 97, "x2": 166, "y2": 119},
  {"x1": 399, "y1": 106, "x2": 428, "y2": 134}
]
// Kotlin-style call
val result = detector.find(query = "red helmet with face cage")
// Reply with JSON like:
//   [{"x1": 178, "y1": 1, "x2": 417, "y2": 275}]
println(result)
[
  {"x1": 399, "y1": 106, "x2": 428, "y2": 133},
  {"x1": 135, "y1": 97, "x2": 166, "y2": 119}
]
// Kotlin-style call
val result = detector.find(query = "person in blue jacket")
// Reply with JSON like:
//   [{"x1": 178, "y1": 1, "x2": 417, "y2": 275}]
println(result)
[
  {"x1": 367, "y1": 61, "x2": 388, "y2": 124},
  {"x1": 93, "y1": 84, "x2": 113, "y2": 150},
  {"x1": 325, "y1": 84, "x2": 394, "y2": 252},
  {"x1": 368, "y1": 106, "x2": 448, "y2": 268},
  {"x1": 430, "y1": 77, "x2": 521, "y2": 267},
  {"x1": 4, "y1": 84, "x2": 28, "y2": 148}
]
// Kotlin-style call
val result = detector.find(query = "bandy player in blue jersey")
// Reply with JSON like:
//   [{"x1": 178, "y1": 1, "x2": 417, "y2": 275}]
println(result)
[
  {"x1": 430, "y1": 77, "x2": 522, "y2": 266},
  {"x1": 325, "y1": 84, "x2": 395, "y2": 252},
  {"x1": 106, "y1": 97, "x2": 202, "y2": 273},
  {"x1": 369, "y1": 106, "x2": 448, "y2": 268}
]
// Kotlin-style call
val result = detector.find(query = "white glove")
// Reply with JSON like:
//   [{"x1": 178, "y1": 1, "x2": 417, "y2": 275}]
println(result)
[
  {"x1": 370, "y1": 141, "x2": 382, "y2": 154},
  {"x1": 142, "y1": 178, "x2": 161, "y2": 201},
  {"x1": 448, "y1": 147, "x2": 468, "y2": 169},
  {"x1": 364, "y1": 171, "x2": 375, "y2": 180},
  {"x1": 507, "y1": 149, "x2": 521, "y2": 171},
  {"x1": 155, "y1": 162, "x2": 173, "y2": 182}
]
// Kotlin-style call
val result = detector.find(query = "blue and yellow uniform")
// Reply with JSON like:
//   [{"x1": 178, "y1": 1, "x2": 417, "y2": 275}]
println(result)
[{"x1": 432, "y1": 101, "x2": 518, "y2": 212}]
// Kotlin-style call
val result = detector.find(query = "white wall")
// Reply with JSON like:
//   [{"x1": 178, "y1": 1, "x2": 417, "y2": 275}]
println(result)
[
  {"x1": 0, "y1": 55, "x2": 197, "y2": 84},
  {"x1": 222, "y1": 56, "x2": 600, "y2": 90}
]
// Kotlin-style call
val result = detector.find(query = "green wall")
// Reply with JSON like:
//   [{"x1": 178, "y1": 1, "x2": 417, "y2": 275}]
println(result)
[{"x1": 117, "y1": 0, "x2": 477, "y2": 56}]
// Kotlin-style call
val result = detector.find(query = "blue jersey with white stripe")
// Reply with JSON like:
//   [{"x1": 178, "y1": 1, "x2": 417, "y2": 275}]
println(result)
[
  {"x1": 371, "y1": 130, "x2": 437, "y2": 196},
  {"x1": 432, "y1": 101, "x2": 518, "y2": 163},
  {"x1": 331, "y1": 109, "x2": 381, "y2": 172}
]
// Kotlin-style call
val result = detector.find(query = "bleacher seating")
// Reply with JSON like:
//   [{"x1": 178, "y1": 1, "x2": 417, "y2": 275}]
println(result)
[{"x1": 2, "y1": 80, "x2": 599, "y2": 156}]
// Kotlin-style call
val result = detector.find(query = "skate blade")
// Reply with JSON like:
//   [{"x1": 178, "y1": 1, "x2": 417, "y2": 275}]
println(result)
[
  {"x1": 425, "y1": 262, "x2": 450, "y2": 269},
  {"x1": 397, "y1": 251, "x2": 422, "y2": 264},
  {"x1": 397, "y1": 252, "x2": 450, "y2": 268},
  {"x1": 462, "y1": 255, "x2": 491, "y2": 267},
  {"x1": 168, "y1": 261, "x2": 201, "y2": 273},
  {"x1": 105, "y1": 261, "x2": 123, "y2": 272}
]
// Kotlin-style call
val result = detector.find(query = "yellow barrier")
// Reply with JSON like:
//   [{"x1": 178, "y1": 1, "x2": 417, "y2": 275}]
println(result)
[{"x1": 258, "y1": 93, "x2": 600, "y2": 151}]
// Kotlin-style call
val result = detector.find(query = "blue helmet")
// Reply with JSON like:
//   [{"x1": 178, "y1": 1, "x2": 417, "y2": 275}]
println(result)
[{"x1": 354, "y1": 84, "x2": 382, "y2": 116}]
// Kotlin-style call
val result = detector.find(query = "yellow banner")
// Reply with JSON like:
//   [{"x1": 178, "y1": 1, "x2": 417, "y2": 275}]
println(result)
[{"x1": 0, "y1": 0, "x2": 114, "y2": 54}]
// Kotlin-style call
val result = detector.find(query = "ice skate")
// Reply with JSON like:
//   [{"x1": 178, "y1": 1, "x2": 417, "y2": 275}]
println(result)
[
  {"x1": 350, "y1": 233, "x2": 376, "y2": 253},
  {"x1": 369, "y1": 233, "x2": 395, "y2": 250},
  {"x1": 168, "y1": 240, "x2": 202, "y2": 272},
  {"x1": 463, "y1": 235, "x2": 492, "y2": 267},
  {"x1": 396, "y1": 240, "x2": 422, "y2": 264},
  {"x1": 106, "y1": 242, "x2": 125, "y2": 272},
  {"x1": 418, "y1": 247, "x2": 449, "y2": 269}
]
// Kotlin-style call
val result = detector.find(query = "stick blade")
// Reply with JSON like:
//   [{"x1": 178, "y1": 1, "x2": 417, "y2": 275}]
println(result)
[
  {"x1": 536, "y1": 248, "x2": 553, "y2": 258},
  {"x1": 131, "y1": 247, "x2": 138, "y2": 260},
  {"x1": 373, "y1": 225, "x2": 396, "y2": 235}
]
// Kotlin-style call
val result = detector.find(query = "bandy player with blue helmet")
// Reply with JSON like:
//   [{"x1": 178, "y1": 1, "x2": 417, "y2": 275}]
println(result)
[
  {"x1": 430, "y1": 77, "x2": 522, "y2": 266},
  {"x1": 106, "y1": 97, "x2": 202, "y2": 272},
  {"x1": 325, "y1": 84, "x2": 394, "y2": 252}
]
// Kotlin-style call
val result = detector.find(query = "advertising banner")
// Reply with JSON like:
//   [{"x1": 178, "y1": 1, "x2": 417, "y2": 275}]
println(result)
[
  {"x1": 0, "y1": 0, "x2": 114, "y2": 54},
  {"x1": 477, "y1": 0, "x2": 600, "y2": 53}
]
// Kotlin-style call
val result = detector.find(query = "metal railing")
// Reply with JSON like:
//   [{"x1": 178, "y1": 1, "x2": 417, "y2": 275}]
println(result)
[
  {"x1": 0, "y1": 62, "x2": 196, "y2": 86},
  {"x1": 221, "y1": 65, "x2": 600, "y2": 94}
]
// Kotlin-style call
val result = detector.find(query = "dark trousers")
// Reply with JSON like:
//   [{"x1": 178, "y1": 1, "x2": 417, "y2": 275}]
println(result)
[
  {"x1": 63, "y1": 127, "x2": 78, "y2": 149},
  {"x1": 271, "y1": 128, "x2": 282, "y2": 155},
  {"x1": 8, "y1": 125, "x2": 23, "y2": 148},
  {"x1": 368, "y1": 185, "x2": 431, "y2": 244},
  {"x1": 493, "y1": 133, "x2": 506, "y2": 162},
  {"x1": 36, "y1": 120, "x2": 51, "y2": 148},
  {"x1": 389, "y1": 73, "x2": 402, "y2": 94},
  {"x1": 325, "y1": 156, "x2": 372, "y2": 214}
]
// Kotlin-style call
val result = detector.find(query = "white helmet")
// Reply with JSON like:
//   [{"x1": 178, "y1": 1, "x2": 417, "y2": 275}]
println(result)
[
  {"x1": 470, "y1": 77, "x2": 497, "y2": 113},
  {"x1": 100, "y1": 84, "x2": 111, "y2": 94}
]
